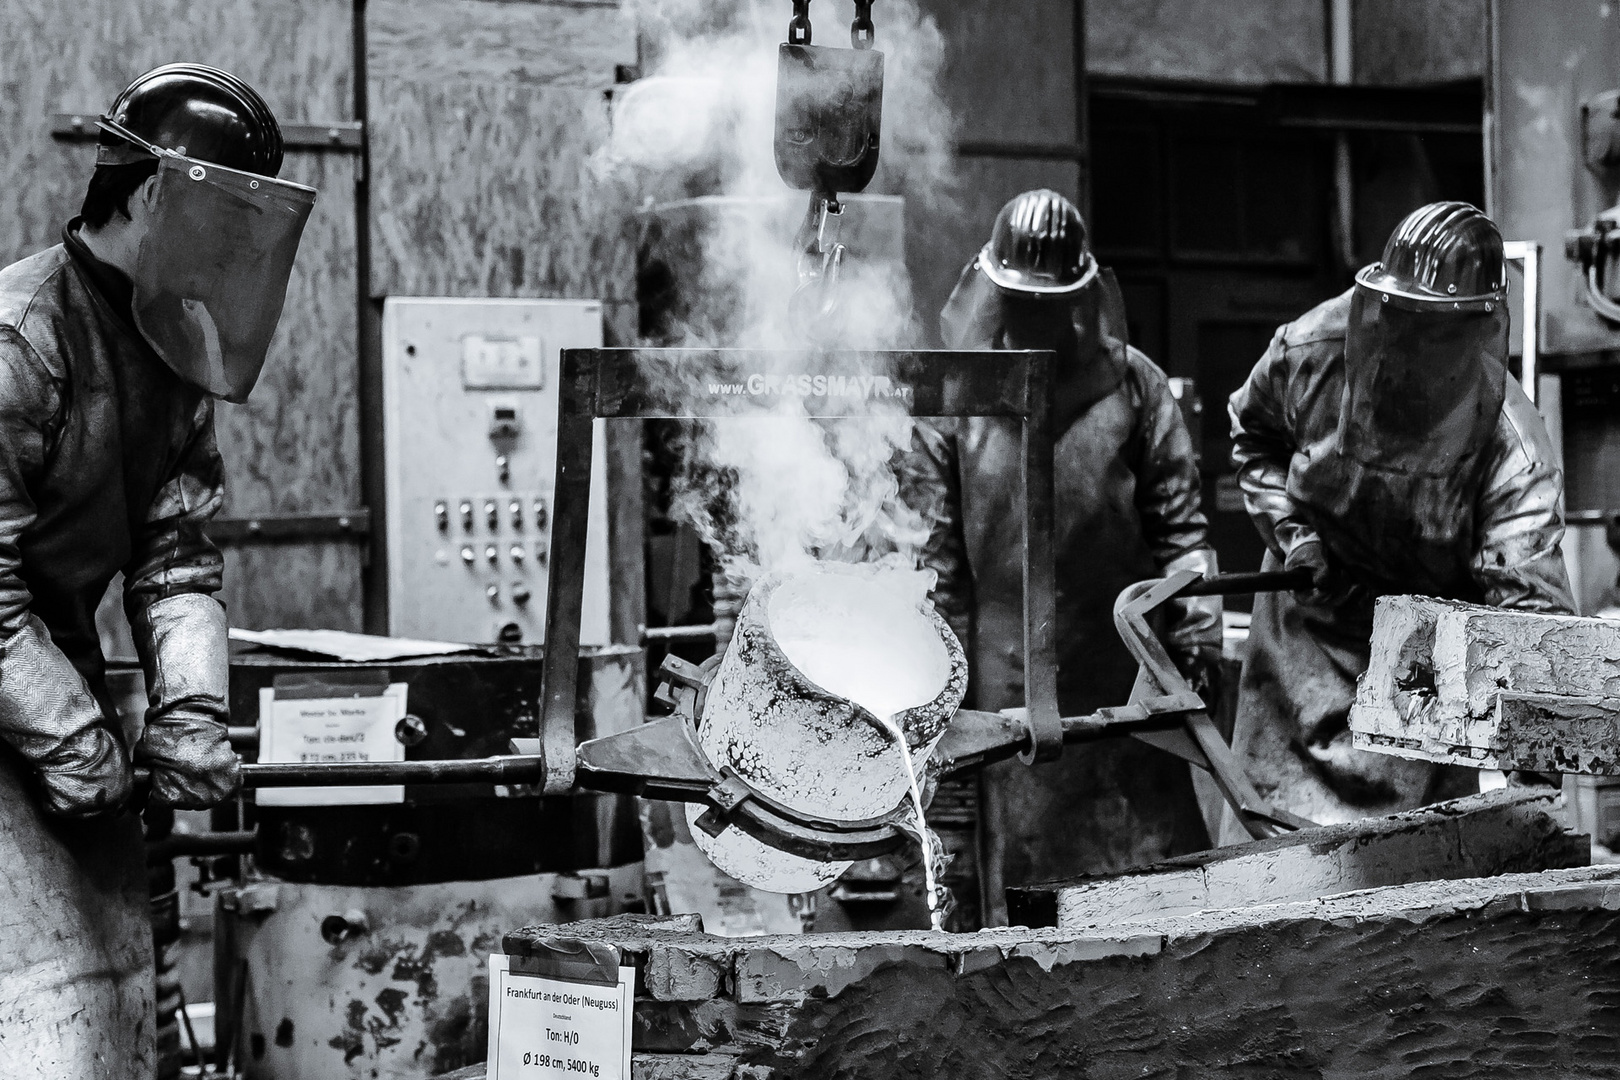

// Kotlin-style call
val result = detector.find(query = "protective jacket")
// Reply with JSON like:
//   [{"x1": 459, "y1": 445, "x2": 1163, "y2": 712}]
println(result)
[
  {"x1": 914, "y1": 279, "x2": 1219, "y2": 895},
  {"x1": 1225, "y1": 288, "x2": 1574, "y2": 831},
  {"x1": 0, "y1": 226, "x2": 229, "y2": 1077}
]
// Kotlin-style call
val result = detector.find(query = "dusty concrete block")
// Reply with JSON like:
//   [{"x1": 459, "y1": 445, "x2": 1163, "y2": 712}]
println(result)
[
  {"x1": 1008, "y1": 788, "x2": 1587, "y2": 929},
  {"x1": 644, "y1": 943, "x2": 728, "y2": 1001},
  {"x1": 470, "y1": 866, "x2": 1620, "y2": 1078},
  {"x1": 1350, "y1": 595, "x2": 1620, "y2": 772},
  {"x1": 733, "y1": 940, "x2": 951, "y2": 1003}
]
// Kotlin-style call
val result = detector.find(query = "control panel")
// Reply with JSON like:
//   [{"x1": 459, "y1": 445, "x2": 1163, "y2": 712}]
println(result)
[{"x1": 381, "y1": 298, "x2": 611, "y2": 644}]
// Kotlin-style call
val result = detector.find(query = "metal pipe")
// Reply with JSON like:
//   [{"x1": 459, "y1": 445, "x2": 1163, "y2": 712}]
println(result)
[
  {"x1": 134, "y1": 754, "x2": 547, "y2": 790},
  {"x1": 145, "y1": 830, "x2": 257, "y2": 862},
  {"x1": 1176, "y1": 569, "x2": 1313, "y2": 597},
  {"x1": 641, "y1": 622, "x2": 720, "y2": 643},
  {"x1": 227, "y1": 726, "x2": 258, "y2": 749}
]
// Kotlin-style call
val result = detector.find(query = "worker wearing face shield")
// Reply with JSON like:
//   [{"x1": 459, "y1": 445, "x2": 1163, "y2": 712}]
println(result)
[
  {"x1": 1223, "y1": 202, "x2": 1574, "y2": 837},
  {"x1": 0, "y1": 65, "x2": 315, "y2": 1076},
  {"x1": 911, "y1": 190, "x2": 1220, "y2": 913}
]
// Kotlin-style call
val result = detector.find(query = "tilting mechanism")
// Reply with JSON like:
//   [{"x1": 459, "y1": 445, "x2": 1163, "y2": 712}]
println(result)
[{"x1": 151, "y1": 349, "x2": 1315, "y2": 863}]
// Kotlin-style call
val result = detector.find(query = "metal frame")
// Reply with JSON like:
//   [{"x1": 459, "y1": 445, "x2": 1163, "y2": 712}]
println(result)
[
  {"x1": 1503, "y1": 239, "x2": 1542, "y2": 404},
  {"x1": 537, "y1": 347, "x2": 1060, "y2": 794},
  {"x1": 935, "y1": 568, "x2": 1317, "y2": 842}
]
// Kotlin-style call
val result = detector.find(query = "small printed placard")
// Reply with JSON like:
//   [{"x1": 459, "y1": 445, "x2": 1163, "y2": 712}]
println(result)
[
  {"x1": 256, "y1": 682, "x2": 409, "y2": 806},
  {"x1": 486, "y1": 951, "x2": 631, "y2": 1080}
]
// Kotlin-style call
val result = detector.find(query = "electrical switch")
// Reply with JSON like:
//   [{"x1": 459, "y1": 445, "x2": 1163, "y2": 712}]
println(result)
[
  {"x1": 533, "y1": 499, "x2": 548, "y2": 529},
  {"x1": 460, "y1": 545, "x2": 476, "y2": 565},
  {"x1": 511, "y1": 582, "x2": 531, "y2": 606},
  {"x1": 509, "y1": 500, "x2": 523, "y2": 528},
  {"x1": 486, "y1": 584, "x2": 500, "y2": 604},
  {"x1": 483, "y1": 501, "x2": 498, "y2": 530},
  {"x1": 495, "y1": 454, "x2": 510, "y2": 484},
  {"x1": 459, "y1": 501, "x2": 473, "y2": 531},
  {"x1": 510, "y1": 545, "x2": 524, "y2": 566},
  {"x1": 484, "y1": 544, "x2": 499, "y2": 566},
  {"x1": 434, "y1": 500, "x2": 449, "y2": 531}
]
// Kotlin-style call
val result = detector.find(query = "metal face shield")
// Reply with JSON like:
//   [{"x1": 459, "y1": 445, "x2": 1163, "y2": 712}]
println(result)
[
  {"x1": 105, "y1": 121, "x2": 316, "y2": 402},
  {"x1": 941, "y1": 260, "x2": 1129, "y2": 364},
  {"x1": 1340, "y1": 285, "x2": 1508, "y2": 477}
]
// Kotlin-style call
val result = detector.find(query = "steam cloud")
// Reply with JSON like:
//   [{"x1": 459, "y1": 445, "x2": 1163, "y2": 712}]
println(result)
[{"x1": 600, "y1": 0, "x2": 959, "y2": 583}]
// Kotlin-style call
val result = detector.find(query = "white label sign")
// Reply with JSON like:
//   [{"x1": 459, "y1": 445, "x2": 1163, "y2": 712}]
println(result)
[
  {"x1": 256, "y1": 683, "x2": 409, "y2": 806},
  {"x1": 487, "y1": 954, "x2": 632, "y2": 1080}
]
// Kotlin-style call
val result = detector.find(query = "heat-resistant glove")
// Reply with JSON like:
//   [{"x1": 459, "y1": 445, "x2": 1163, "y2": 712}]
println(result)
[
  {"x1": 130, "y1": 592, "x2": 238, "y2": 809},
  {"x1": 1285, "y1": 539, "x2": 1356, "y2": 608},
  {"x1": 0, "y1": 613, "x2": 132, "y2": 816}
]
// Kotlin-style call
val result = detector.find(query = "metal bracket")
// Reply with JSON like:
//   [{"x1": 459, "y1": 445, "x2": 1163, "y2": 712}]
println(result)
[
  {"x1": 206, "y1": 510, "x2": 371, "y2": 545},
  {"x1": 51, "y1": 113, "x2": 363, "y2": 152}
]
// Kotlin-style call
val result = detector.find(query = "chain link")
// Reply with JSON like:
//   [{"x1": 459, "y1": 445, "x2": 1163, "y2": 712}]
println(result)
[
  {"x1": 851, "y1": 0, "x2": 875, "y2": 48},
  {"x1": 788, "y1": 0, "x2": 812, "y2": 45}
]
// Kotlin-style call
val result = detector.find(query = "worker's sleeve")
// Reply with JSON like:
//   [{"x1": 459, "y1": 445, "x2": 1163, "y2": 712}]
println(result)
[
  {"x1": 1132, "y1": 370, "x2": 1220, "y2": 658},
  {"x1": 897, "y1": 421, "x2": 974, "y2": 653},
  {"x1": 0, "y1": 330, "x2": 131, "y2": 816},
  {"x1": 1471, "y1": 381, "x2": 1577, "y2": 614},
  {"x1": 1228, "y1": 330, "x2": 1319, "y2": 560},
  {"x1": 124, "y1": 397, "x2": 238, "y2": 808}
]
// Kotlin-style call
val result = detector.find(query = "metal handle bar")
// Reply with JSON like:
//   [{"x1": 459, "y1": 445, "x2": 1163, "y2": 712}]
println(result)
[
  {"x1": 133, "y1": 754, "x2": 547, "y2": 790},
  {"x1": 1175, "y1": 568, "x2": 1312, "y2": 598}
]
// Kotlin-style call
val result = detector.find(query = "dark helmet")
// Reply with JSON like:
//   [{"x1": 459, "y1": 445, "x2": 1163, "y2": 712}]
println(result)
[
  {"x1": 1355, "y1": 201, "x2": 1507, "y2": 313},
  {"x1": 97, "y1": 63, "x2": 284, "y2": 177},
  {"x1": 979, "y1": 189, "x2": 1099, "y2": 295}
]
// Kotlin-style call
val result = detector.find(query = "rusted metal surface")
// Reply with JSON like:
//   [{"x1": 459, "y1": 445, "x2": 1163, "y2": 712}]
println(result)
[{"x1": 216, "y1": 866, "x2": 642, "y2": 1079}]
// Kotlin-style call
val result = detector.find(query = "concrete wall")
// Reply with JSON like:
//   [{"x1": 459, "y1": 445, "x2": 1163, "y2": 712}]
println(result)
[{"x1": 1087, "y1": 0, "x2": 1485, "y2": 87}]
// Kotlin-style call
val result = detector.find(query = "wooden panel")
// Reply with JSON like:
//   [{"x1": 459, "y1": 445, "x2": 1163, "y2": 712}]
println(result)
[
  {"x1": 369, "y1": 80, "x2": 636, "y2": 302},
  {"x1": 0, "y1": 0, "x2": 363, "y2": 632},
  {"x1": 0, "y1": 0, "x2": 353, "y2": 266},
  {"x1": 368, "y1": 0, "x2": 634, "y2": 90},
  {"x1": 366, "y1": 0, "x2": 638, "y2": 302},
  {"x1": 917, "y1": 0, "x2": 1076, "y2": 146},
  {"x1": 1087, "y1": 0, "x2": 1326, "y2": 84},
  {"x1": 219, "y1": 544, "x2": 364, "y2": 632}
]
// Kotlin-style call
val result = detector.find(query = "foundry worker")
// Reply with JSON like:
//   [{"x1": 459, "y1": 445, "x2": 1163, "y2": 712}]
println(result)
[
  {"x1": 0, "y1": 65, "x2": 313, "y2": 1076},
  {"x1": 915, "y1": 189, "x2": 1219, "y2": 910},
  {"x1": 1224, "y1": 201, "x2": 1573, "y2": 835}
]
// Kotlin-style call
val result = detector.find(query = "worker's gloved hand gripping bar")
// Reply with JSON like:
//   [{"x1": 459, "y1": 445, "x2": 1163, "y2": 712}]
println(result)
[
  {"x1": 131, "y1": 592, "x2": 239, "y2": 808},
  {"x1": 0, "y1": 613, "x2": 132, "y2": 816}
]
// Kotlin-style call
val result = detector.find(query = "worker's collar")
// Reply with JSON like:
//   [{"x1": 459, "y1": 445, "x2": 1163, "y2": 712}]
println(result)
[{"x1": 63, "y1": 218, "x2": 139, "y2": 333}]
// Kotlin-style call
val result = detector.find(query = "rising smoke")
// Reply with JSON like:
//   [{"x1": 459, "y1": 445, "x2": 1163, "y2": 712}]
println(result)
[{"x1": 600, "y1": 0, "x2": 959, "y2": 584}]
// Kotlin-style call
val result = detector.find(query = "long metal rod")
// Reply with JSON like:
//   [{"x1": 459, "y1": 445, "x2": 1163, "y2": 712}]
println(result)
[
  {"x1": 1178, "y1": 568, "x2": 1311, "y2": 597},
  {"x1": 134, "y1": 755, "x2": 547, "y2": 790}
]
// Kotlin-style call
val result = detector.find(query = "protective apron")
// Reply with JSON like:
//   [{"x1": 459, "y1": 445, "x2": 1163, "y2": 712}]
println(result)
[
  {"x1": 1224, "y1": 288, "x2": 1574, "y2": 835},
  {"x1": 920, "y1": 260, "x2": 1219, "y2": 906},
  {"x1": 0, "y1": 228, "x2": 235, "y2": 1077}
]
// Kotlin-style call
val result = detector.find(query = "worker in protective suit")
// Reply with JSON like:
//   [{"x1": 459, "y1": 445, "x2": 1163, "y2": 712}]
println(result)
[
  {"x1": 0, "y1": 65, "x2": 314, "y2": 1077},
  {"x1": 916, "y1": 190, "x2": 1219, "y2": 917},
  {"x1": 1224, "y1": 201, "x2": 1574, "y2": 836}
]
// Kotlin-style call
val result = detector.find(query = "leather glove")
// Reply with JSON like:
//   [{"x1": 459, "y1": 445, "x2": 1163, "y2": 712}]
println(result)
[
  {"x1": 0, "y1": 613, "x2": 132, "y2": 816},
  {"x1": 130, "y1": 593, "x2": 239, "y2": 809},
  {"x1": 1285, "y1": 539, "x2": 1356, "y2": 608}
]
